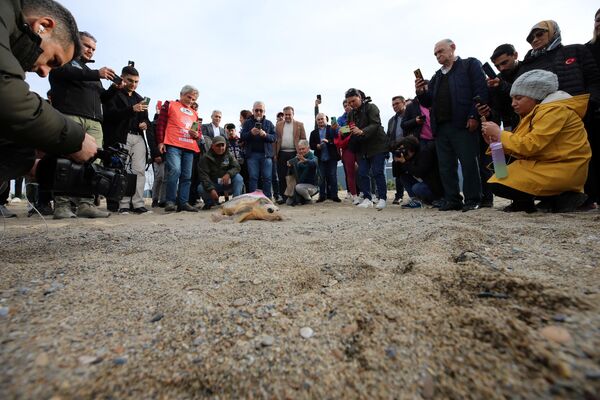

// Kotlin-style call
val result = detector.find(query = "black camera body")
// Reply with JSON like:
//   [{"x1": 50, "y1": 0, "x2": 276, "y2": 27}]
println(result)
[{"x1": 36, "y1": 144, "x2": 136, "y2": 200}]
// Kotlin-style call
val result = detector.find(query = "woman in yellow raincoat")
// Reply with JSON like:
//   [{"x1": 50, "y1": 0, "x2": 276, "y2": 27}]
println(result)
[{"x1": 482, "y1": 69, "x2": 591, "y2": 213}]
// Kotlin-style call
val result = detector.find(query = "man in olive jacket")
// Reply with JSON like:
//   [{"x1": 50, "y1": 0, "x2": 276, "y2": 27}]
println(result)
[
  {"x1": 197, "y1": 136, "x2": 243, "y2": 209},
  {"x1": 0, "y1": 0, "x2": 97, "y2": 181}
]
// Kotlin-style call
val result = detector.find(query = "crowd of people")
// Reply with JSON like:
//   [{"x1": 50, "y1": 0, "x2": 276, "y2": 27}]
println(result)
[{"x1": 1, "y1": 0, "x2": 599, "y2": 219}]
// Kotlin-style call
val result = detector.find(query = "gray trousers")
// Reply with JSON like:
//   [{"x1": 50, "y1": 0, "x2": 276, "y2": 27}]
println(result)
[
  {"x1": 152, "y1": 161, "x2": 166, "y2": 203},
  {"x1": 295, "y1": 183, "x2": 318, "y2": 200},
  {"x1": 120, "y1": 133, "x2": 147, "y2": 209}
]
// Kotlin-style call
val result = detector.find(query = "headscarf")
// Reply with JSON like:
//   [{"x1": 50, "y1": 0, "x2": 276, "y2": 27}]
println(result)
[{"x1": 527, "y1": 20, "x2": 562, "y2": 58}]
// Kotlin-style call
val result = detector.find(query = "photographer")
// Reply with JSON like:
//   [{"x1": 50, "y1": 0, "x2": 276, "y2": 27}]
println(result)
[
  {"x1": 393, "y1": 136, "x2": 443, "y2": 207},
  {"x1": 0, "y1": 0, "x2": 97, "y2": 181}
]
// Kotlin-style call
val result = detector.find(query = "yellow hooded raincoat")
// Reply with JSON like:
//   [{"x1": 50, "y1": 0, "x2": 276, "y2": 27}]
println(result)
[{"x1": 488, "y1": 93, "x2": 591, "y2": 196}]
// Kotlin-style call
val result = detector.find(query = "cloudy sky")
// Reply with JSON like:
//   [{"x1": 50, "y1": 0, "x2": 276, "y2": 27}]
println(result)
[{"x1": 27, "y1": 0, "x2": 598, "y2": 130}]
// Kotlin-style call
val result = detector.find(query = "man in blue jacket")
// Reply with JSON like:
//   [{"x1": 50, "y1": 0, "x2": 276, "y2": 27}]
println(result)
[
  {"x1": 240, "y1": 101, "x2": 277, "y2": 199},
  {"x1": 416, "y1": 39, "x2": 488, "y2": 212}
]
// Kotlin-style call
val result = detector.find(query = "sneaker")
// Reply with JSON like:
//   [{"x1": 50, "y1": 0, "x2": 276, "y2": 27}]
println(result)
[
  {"x1": 178, "y1": 203, "x2": 199, "y2": 212},
  {"x1": 77, "y1": 204, "x2": 111, "y2": 218},
  {"x1": 164, "y1": 202, "x2": 177, "y2": 212},
  {"x1": 118, "y1": 208, "x2": 130, "y2": 215},
  {"x1": 480, "y1": 199, "x2": 494, "y2": 208},
  {"x1": 53, "y1": 206, "x2": 77, "y2": 219},
  {"x1": 392, "y1": 197, "x2": 401, "y2": 205},
  {"x1": 0, "y1": 205, "x2": 16, "y2": 218},
  {"x1": 151, "y1": 200, "x2": 159, "y2": 208},
  {"x1": 9, "y1": 197, "x2": 21, "y2": 204},
  {"x1": 316, "y1": 197, "x2": 326, "y2": 203},
  {"x1": 132, "y1": 207, "x2": 152, "y2": 214},
  {"x1": 352, "y1": 195, "x2": 362, "y2": 205},
  {"x1": 357, "y1": 198, "x2": 373, "y2": 208},
  {"x1": 375, "y1": 199, "x2": 386, "y2": 210},
  {"x1": 275, "y1": 195, "x2": 285, "y2": 205},
  {"x1": 372, "y1": 195, "x2": 379, "y2": 204},
  {"x1": 345, "y1": 192, "x2": 354, "y2": 200},
  {"x1": 401, "y1": 199, "x2": 422, "y2": 209}
]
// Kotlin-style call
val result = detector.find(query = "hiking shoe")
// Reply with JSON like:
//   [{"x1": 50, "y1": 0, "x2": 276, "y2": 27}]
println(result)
[
  {"x1": 357, "y1": 198, "x2": 373, "y2": 208},
  {"x1": 164, "y1": 202, "x2": 177, "y2": 212},
  {"x1": 392, "y1": 197, "x2": 401, "y2": 205},
  {"x1": 0, "y1": 205, "x2": 16, "y2": 218},
  {"x1": 118, "y1": 208, "x2": 130, "y2": 215},
  {"x1": 132, "y1": 207, "x2": 152, "y2": 214},
  {"x1": 53, "y1": 206, "x2": 77, "y2": 219},
  {"x1": 462, "y1": 203, "x2": 480, "y2": 212},
  {"x1": 401, "y1": 199, "x2": 422, "y2": 209},
  {"x1": 178, "y1": 203, "x2": 198, "y2": 212},
  {"x1": 77, "y1": 204, "x2": 111, "y2": 218},
  {"x1": 375, "y1": 199, "x2": 386, "y2": 210},
  {"x1": 480, "y1": 199, "x2": 494, "y2": 208}
]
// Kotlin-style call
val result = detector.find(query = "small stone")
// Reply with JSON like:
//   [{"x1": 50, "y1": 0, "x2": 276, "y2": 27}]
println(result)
[
  {"x1": 300, "y1": 327, "x2": 314, "y2": 339},
  {"x1": 552, "y1": 314, "x2": 567, "y2": 323},
  {"x1": 421, "y1": 372, "x2": 435, "y2": 399},
  {"x1": 260, "y1": 335, "x2": 275, "y2": 347},
  {"x1": 323, "y1": 280, "x2": 338, "y2": 288},
  {"x1": 19, "y1": 287, "x2": 31, "y2": 295},
  {"x1": 192, "y1": 337, "x2": 204, "y2": 346},
  {"x1": 385, "y1": 346, "x2": 397, "y2": 359},
  {"x1": 585, "y1": 370, "x2": 600, "y2": 380},
  {"x1": 35, "y1": 352, "x2": 49, "y2": 367},
  {"x1": 540, "y1": 326, "x2": 572, "y2": 344},
  {"x1": 233, "y1": 298, "x2": 247, "y2": 307},
  {"x1": 150, "y1": 313, "x2": 164, "y2": 323},
  {"x1": 0, "y1": 307, "x2": 8, "y2": 317},
  {"x1": 331, "y1": 348, "x2": 345, "y2": 360},
  {"x1": 113, "y1": 346, "x2": 125, "y2": 355},
  {"x1": 252, "y1": 279, "x2": 261, "y2": 285},
  {"x1": 113, "y1": 357, "x2": 127, "y2": 365},
  {"x1": 78, "y1": 355, "x2": 101, "y2": 365}
]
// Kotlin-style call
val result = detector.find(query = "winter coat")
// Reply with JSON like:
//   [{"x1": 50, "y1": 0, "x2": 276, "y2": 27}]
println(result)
[
  {"x1": 197, "y1": 149, "x2": 241, "y2": 193},
  {"x1": 347, "y1": 102, "x2": 389, "y2": 158},
  {"x1": 488, "y1": 92, "x2": 591, "y2": 196},
  {"x1": 0, "y1": 0, "x2": 84, "y2": 155}
]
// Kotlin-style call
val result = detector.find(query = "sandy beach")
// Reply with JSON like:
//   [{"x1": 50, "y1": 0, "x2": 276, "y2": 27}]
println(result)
[{"x1": 1, "y1": 194, "x2": 599, "y2": 399}]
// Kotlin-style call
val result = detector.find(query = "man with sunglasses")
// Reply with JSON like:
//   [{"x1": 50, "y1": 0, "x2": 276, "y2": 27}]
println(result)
[
  {"x1": 197, "y1": 135, "x2": 242, "y2": 209},
  {"x1": 240, "y1": 101, "x2": 277, "y2": 199}
]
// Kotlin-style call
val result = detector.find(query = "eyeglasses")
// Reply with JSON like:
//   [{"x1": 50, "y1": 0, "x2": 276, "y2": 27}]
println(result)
[
  {"x1": 254, "y1": 109, "x2": 264, "y2": 113},
  {"x1": 533, "y1": 30, "x2": 547, "y2": 39}
]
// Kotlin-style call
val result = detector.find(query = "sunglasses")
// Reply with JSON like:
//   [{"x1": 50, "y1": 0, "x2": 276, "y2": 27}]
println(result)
[{"x1": 254, "y1": 109, "x2": 265, "y2": 113}]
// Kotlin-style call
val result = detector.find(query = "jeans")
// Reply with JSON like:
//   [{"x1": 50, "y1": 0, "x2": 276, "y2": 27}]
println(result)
[
  {"x1": 152, "y1": 161, "x2": 166, "y2": 204},
  {"x1": 197, "y1": 174, "x2": 244, "y2": 205},
  {"x1": 358, "y1": 152, "x2": 387, "y2": 200},
  {"x1": 398, "y1": 174, "x2": 436, "y2": 203},
  {"x1": 246, "y1": 153, "x2": 273, "y2": 198},
  {"x1": 165, "y1": 145, "x2": 195, "y2": 206},
  {"x1": 318, "y1": 158, "x2": 338, "y2": 199}
]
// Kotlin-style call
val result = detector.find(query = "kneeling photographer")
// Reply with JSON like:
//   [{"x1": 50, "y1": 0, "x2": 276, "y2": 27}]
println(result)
[{"x1": 393, "y1": 136, "x2": 443, "y2": 207}]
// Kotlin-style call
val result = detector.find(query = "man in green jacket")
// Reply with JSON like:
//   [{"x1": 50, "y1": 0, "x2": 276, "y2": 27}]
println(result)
[
  {"x1": 0, "y1": 0, "x2": 96, "y2": 181},
  {"x1": 197, "y1": 136, "x2": 243, "y2": 209}
]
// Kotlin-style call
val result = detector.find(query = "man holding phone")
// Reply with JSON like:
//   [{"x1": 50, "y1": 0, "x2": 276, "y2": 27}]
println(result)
[
  {"x1": 240, "y1": 101, "x2": 277, "y2": 199},
  {"x1": 48, "y1": 31, "x2": 119, "y2": 219},
  {"x1": 102, "y1": 65, "x2": 151, "y2": 214}
]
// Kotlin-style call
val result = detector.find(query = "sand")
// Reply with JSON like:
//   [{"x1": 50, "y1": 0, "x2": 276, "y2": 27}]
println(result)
[{"x1": 1, "y1": 194, "x2": 599, "y2": 399}]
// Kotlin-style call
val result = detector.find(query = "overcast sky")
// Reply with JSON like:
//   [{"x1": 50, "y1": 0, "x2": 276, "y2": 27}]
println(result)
[{"x1": 27, "y1": 0, "x2": 598, "y2": 130}]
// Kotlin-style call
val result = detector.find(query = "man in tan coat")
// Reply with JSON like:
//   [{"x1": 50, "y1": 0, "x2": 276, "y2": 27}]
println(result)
[{"x1": 275, "y1": 106, "x2": 306, "y2": 203}]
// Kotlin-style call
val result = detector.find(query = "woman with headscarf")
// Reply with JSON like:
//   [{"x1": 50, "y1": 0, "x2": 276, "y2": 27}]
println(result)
[{"x1": 481, "y1": 70, "x2": 591, "y2": 213}]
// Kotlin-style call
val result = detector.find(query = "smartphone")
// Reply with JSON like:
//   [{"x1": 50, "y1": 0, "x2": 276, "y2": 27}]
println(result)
[
  {"x1": 191, "y1": 121, "x2": 199, "y2": 131},
  {"x1": 331, "y1": 116, "x2": 337, "y2": 125},
  {"x1": 143, "y1": 97, "x2": 151, "y2": 105},
  {"x1": 255, "y1": 122, "x2": 262, "y2": 130},
  {"x1": 482, "y1": 62, "x2": 497, "y2": 79},
  {"x1": 473, "y1": 95, "x2": 484, "y2": 105},
  {"x1": 414, "y1": 68, "x2": 424, "y2": 80},
  {"x1": 156, "y1": 100, "x2": 163, "y2": 110},
  {"x1": 110, "y1": 75, "x2": 123, "y2": 85},
  {"x1": 317, "y1": 94, "x2": 322, "y2": 101}
]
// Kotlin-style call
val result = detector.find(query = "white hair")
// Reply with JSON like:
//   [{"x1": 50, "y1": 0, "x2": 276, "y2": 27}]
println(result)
[
  {"x1": 298, "y1": 139, "x2": 309, "y2": 147},
  {"x1": 253, "y1": 101, "x2": 265, "y2": 109},
  {"x1": 180, "y1": 84, "x2": 199, "y2": 96}
]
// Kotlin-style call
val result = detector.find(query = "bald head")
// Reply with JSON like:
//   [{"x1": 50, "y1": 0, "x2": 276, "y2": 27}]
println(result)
[{"x1": 434, "y1": 39, "x2": 456, "y2": 68}]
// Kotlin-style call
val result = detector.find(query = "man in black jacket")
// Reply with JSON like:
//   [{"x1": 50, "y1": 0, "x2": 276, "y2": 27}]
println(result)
[
  {"x1": 0, "y1": 0, "x2": 97, "y2": 181},
  {"x1": 102, "y1": 65, "x2": 150, "y2": 214},
  {"x1": 309, "y1": 113, "x2": 341, "y2": 202},
  {"x1": 49, "y1": 31, "x2": 117, "y2": 219}
]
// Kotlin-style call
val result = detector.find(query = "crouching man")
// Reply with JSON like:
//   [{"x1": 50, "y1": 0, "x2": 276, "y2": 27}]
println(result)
[
  {"x1": 197, "y1": 135, "x2": 243, "y2": 209},
  {"x1": 285, "y1": 139, "x2": 319, "y2": 206}
]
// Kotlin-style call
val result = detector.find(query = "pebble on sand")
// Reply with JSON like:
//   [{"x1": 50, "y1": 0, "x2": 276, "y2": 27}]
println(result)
[
  {"x1": 539, "y1": 326, "x2": 572, "y2": 344},
  {"x1": 300, "y1": 327, "x2": 314, "y2": 339}
]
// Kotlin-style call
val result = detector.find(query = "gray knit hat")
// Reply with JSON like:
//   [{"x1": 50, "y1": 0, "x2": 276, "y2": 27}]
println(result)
[{"x1": 510, "y1": 69, "x2": 559, "y2": 100}]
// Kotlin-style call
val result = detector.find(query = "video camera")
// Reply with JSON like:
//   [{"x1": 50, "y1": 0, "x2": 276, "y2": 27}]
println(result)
[{"x1": 36, "y1": 143, "x2": 136, "y2": 200}]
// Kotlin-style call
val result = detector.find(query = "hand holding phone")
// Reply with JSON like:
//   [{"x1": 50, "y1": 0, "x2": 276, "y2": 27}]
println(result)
[
  {"x1": 110, "y1": 75, "x2": 123, "y2": 85},
  {"x1": 482, "y1": 62, "x2": 497, "y2": 79},
  {"x1": 414, "y1": 69, "x2": 424, "y2": 80}
]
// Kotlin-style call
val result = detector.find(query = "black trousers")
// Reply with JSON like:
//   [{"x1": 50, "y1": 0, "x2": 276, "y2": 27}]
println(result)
[
  {"x1": 489, "y1": 182, "x2": 534, "y2": 202},
  {"x1": 277, "y1": 150, "x2": 296, "y2": 198},
  {"x1": 0, "y1": 141, "x2": 35, "y2": 181}
]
